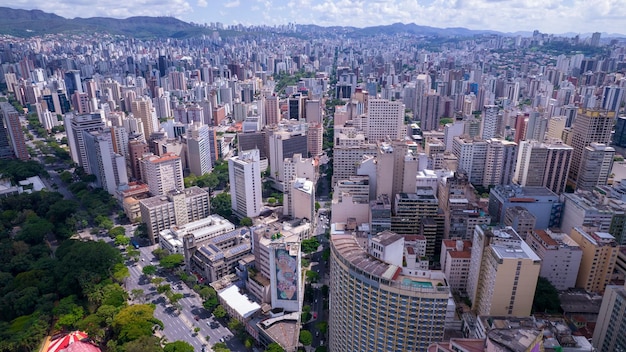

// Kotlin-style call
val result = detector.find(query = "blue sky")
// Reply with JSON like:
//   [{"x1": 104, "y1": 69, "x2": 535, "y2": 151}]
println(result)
[{"x1": 4, "y1": 0, "x2": 625, "y2": 35}]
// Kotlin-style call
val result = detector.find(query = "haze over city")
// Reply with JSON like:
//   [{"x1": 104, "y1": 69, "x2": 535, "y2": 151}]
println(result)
[{"x1": 5, "y1": 0, "x2": 626, "y2": 35}]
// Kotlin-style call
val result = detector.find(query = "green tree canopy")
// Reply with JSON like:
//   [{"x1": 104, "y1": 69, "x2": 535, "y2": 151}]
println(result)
[
  {"x1": 240, "y1": 217, "x2": 253, "y2": 226},
  {"x1": 123, "y1": 335, "x2": 164, "y2": 352},
  {"x1": 211, "y1": 192, "x2": 232, "y2": 218},
  {"x1": 163, "y1": 340, "x2": 194, "y2": 352},
  {"x1": 142, "y1": 265, "x2": 157, "y2": 276},
  {"x1": 299, "y1": 330, "x2": 313, "y2": 346},
  {"x1": 112, "y1": 304, "x2": 162, "y2": 343},
  {"x1": 160, "y1": 253, "x2": 184, "y2": 269},
  {"x1": 265, "y1": 342, "x2": 285, "y2": 352},
  {"x1": 213, "y1": 305, "x2": 227, "y2": 319},
  {"x1": 301, "y1": 238, "x2": 320, "y2": 254},
  {"x1": 533, "y1": 277, "x2": 561, "y2": 313}
]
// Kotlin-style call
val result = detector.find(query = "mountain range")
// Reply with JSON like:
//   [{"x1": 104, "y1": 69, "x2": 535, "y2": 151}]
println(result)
[{"x1": 0, "y1": 7, "x2": 624, "y2": 39}]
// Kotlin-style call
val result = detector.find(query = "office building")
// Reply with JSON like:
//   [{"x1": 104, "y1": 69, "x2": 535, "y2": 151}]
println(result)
[
  {"x1": 128, "y1": 138, "x2": 149, "y2": 180},
  {"x1": 367, "y1": 98, "x2": 405, "y2": 142},
  {"x1": 560, "y1": 191, "x2": 620, "y2": 237},
  {"x1": 269, "y1": 242, "x2": 302, "y2": 312},
  {"x1": 488, "y1": 185, "x2": 562, "y2": 229},
  {"x1": 140, "y1": 187, "x2": 211, "y2": 243},
  {"x1": 229, "y1": 149, "x2": 262, "y2": 218},
  {"x1": 140, "y1": 152, "x2": 184, "y2": 197},
  {"x1": 593, "y1": 283, "x2": 626, "y2": 352},
  {"x1": 83, "y1": 129, "x2": 128, "y2": 195},
  {"x1": 268, "y1": 124, "x2": 308, "y2": 188},
  {"x1": 64, "y1": 70, "x2": 82, "y2": 96},
  {"x1": 481, "y1": 105, "x2": 501, "y2": 139},
  {"x1": 329, "y1": 232, "x2": 451, "y2": 352},
  {"x1": 526, "y1": 229, "x2": 582, "y2": 290},
  {"x1": 307, "y1": 123, "x2": 323, "y2": 156},
  {"x1": 568, "y1": 109, "x2": 614, "y2": 188},
  {"x1": 186, "y1": 124, "x2": 213, "y2": 177},
  {"x1": 513, "y1": 139, "x2": 572, "y2": 194},
  {"x1": 0, "y1": 102, "x2": 28, "y2": 160},
  {"x1": 503, "y1": 206, "x2": 536, "y2": 240},
  {"x1": 613, "y1": 115, "x2": 626, "y2": 147},
  {"x1": 452, "y1": 136, "x2": 488, "y2": 186},
  {"x1": 467, "y1": 226, "x2": 541, "y2": 316},
  {"x1": 482, "y1": 138, "x2": 517, "y2": 188},
  {"x1": 440, "y1": 239, "x2": 472, "y2": 293},
  {"x1": 569, "y1": 227, "x2": 619, "y2": 294},
  {"x1": 64, "y1": 112, "x2": 105, "y2": 172},
  {"x1": 577, "y1": 143, "x2": 614, "y2": 191},
  {"x1": 131, "y1": 97, "x2": 157, "y2": 139}
]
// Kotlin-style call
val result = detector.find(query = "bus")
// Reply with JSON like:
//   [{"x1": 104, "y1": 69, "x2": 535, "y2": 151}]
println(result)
[{"x1": 131, "y1": 240, "x2": 139, "y2": 249}]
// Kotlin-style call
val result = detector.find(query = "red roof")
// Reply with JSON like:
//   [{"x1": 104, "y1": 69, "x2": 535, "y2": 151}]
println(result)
[{"x1": 48, "y1": 331, "x2": 89, "y2": 352}]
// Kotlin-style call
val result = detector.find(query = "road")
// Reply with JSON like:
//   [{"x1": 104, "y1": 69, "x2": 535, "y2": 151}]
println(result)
[{"x1": 126, "y1": 244, "x2": 244, "y2": 351}]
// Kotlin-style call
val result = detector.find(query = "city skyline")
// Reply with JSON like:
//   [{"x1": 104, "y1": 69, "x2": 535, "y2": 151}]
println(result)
[{"x1": 4, "y1": 0, "x2": 626, "y2": 37}]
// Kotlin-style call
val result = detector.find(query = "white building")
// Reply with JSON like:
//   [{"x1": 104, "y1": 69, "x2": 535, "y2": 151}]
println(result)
[
  {"x1": 367, "y1": 98, "x2": 405, "y2": 142},
  {"x1": 229, "y1": 149, "x2": 262, "y2": 218},
  {"x1": 140, "y1": 152, "x2": 184, "y2": 197},
  {"x1": 526, "y1": 229, "x2": 582, "y2": 290}
]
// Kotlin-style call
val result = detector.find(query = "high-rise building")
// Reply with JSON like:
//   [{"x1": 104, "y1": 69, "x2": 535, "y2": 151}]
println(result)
[
  {"x1": 367, "y1": 98, "x2": 405, "y2": 142},
  {"x1": 391, "y1": 189, "x2": 443, "y2": 260},
  {"x1": 64, "y1": 70, "x2": 82, "y2": 96},
  {"x1": 593, "y1": 282, "x2": 626, "y2": 352},
  {"x1": 613, "y1": 116, "x2": 626, "y2": 147},
  {"x1": 139, "y1": 187, "x2": 211, "y2": 243},
  {"x1": 64, "y1": 112, "x2": 105, "y2": 172},
  {"x1": 263, "y1": 94, "x2": 280, "y2": 126},
  {"x1": 514, "y1": 139, "x2": 572, "y2": 194},
  {"x1": 0, "y1": 102, "x2": 28, "y2": 160},
  {"x1": 526, "y1": 229, "x2": 582, "y2": 290},
  {"x1": 306, "y1": 123, "x2": 323, "y2": 156},
  {"x1": 440, "y1": 239, "x2": 473, "y2": 293},
  {"x1": 568, "y1": 109, "x2": 614, "y2": 187},
  {"x1": 140, "y1": 152, "x2": 184, "y2": 197},
  {"x1": 329, "y1": 232, "x2": 451, "y2": 352},
  {"x1": 467, "y1": 226, "x2": 541, "y2": 316},
  {"x1": 481, "y1": 105, "x2": 501, "y2": 139},
  {"x1": 186, "y1": 124, "x2": 213, "y2": 177},
  {"x1": 268, "y1": 125, "x2": 308, "y2": 189},
  {"x1": 83, "y1": 129, "x2": 128, "y2": 195},
  {"x1": 131, "y1": 97, "x2": 157, "y2": 139},
  {"x1": 482, "y1": 138, "x2": 517, "y2": 188},
  {"x1": 569, "y1": 227, "x2": 619, "y2": 294},
  {"x1": 452, "y1": 136, "x2": 487, "y2": 186},
  {"x1": 488, "y1": 185, "x2": 562, "y2": 229},
  {"x1": 577, "y1": 143, "x2": 615, "y2": 191},
  {"x1": 128, "y1": 137, "x2": 149, "y2": 180},
  {"x1": 229, "y1": 149, "x2": 262, "y2": 218},
  {"x1": 419, "y1": 93, "x2": 441, "y2": 131}
]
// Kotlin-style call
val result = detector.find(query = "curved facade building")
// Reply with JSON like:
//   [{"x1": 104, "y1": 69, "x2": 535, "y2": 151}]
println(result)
[{"x1": 329, "y1": 234, "x2": 451, "y2": 352}]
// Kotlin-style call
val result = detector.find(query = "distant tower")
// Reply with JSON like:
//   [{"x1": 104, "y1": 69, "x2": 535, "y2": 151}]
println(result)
[
  {"x1": 590, "y1": 32, "x2": 601, "y2": 47},
  {"x1": 64, "y1": 70, "x2": 83, "y2": 96},
  {"x1": 131, "y1": 97, "x2": 157, "y2": 139},
  {"x1": 0, "y1": 102, "x2": 29, "y2": 160},
  {"x1": 64, "y1": 112, "x2": 105, "y2": 172}
]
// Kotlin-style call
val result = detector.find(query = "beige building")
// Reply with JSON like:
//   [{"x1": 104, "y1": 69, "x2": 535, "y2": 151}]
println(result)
[
  {"x1": 468, "y1": 226, "x2": 541, "y2": 316},
  {"x1": 329, "y1": 232, "x2": 453, "y2": 352},
  {"x1": 140, "y1": 152, "x2": 184, "y2": 197},
  {"x1": 139, "y1": 187, "x2": 210, "y2": 243},
  {"x1": 569, "y1": 227, "x2": 619, "y2": 293},
  {"x1": 513, "y1": 139, "x2": 572, "y2": 195}
]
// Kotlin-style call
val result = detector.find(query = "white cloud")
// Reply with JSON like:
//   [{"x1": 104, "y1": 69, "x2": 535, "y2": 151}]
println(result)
[
  {"x1": 224, "y1": 0, "x2": 241, "y2": 8},
  {"x1": 197, "y1": 0, "x2": 208, "y2": 7}
]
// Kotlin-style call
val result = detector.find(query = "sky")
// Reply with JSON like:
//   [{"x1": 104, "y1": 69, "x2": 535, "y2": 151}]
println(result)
[{"x1": 4, "y1": 0, "x2": 626, "y2": 35}]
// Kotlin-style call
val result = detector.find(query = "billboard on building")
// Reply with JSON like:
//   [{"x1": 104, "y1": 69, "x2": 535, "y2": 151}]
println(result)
[{"x1": 274, "y1": 247, "x2": 298, "y2": 301}]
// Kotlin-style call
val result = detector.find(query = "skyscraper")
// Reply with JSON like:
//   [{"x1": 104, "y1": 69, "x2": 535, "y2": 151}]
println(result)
[
  {"x1": 186, "y1": 124, "x2": 213, "y2": 177},
  {"x1": 83, "y1": 129, "x2": 129, "y2": 195},
  {"x1": 593, "y1": 282, "x2": 626, "y2": 352},
  {"x1": 140, "y1": 152, "x2": 184, "y2": 197},
  {"x1": 64, "y1": 70, "x2": 82, "y2": 96},
  {"x1": 229, "y1": 149, "x2": 262, "y2": 218},
  {"x1": 467, "y1": 226, "x2": 541, "y2": 316},
  {"x1": 329, "y1": 232, "x2": 450, "y2": 352},
  {"x1": 514, "y1": 139, "x2": 573, "y2": 194},
  {"x1": 367, "y1": 98, "x2": 405, "y2": 142},
  {"x1": 568, "y1": 109, "x2": 614, "y2": 187},
  {"x1": 64, "y1": 112, "x2": 105, "y2": 172},
  {"x1": 480, "y1": 105, "x2": 501, "y2": 139},
  {"x1": 131, "y1": 97, "x2": 157, "y2": 139},
  {"x1": 0, "y1": 102, "x2": 28, "y2": 160},
  {"x1": 569, "y1": 227, "x2": 619, "y2": 294},
  {"x1": 577, "y1": 143, "x2": 615, "y2": 191},
  {"x1": 482, "y1": 138, "x2": 517, "y2": 188}
]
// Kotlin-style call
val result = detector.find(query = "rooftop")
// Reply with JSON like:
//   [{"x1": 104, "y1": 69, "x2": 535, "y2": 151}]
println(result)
[{"x1": 218, "y1": 285, "x2": 260, "y2": 319}]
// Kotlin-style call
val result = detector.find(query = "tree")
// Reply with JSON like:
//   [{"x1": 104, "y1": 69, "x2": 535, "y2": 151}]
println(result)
[
  {"x1": 316, "y1": 321, "x2": 328, "y2": 334},
  {"x1": 228, "y1": 318, "x2": 243, "y2": 333},
  {"x1": 152, "y1": 248, "x2": 169, "y2": 260},
  {"x1": 305, "y1": 270, "x2": 319, "y2": 283},
  {"x1": 532, "y1": 277, "x2": 561, "y2": 313},
  {"x1": 131, "y1": 289, "x2": 145, "y2": 303},
  {"x1": 265, "y1": 343, "x2": 285, "y2": 352},
  {"x1": 112, "y1": 304, "x2": 162, "y2": 343},
  {"x1": 157, "y1": 284, "x2": 171, "y2": 294},
  {"x1": 212, "y1": 342, "x2": 230, "y2": 352},
  {"x1": 240, "y1": 217, "x2": 253, "y2": 226},
  {"x1": 315, "y1": 202, "x2": 321, "y2": 212},
  {"x1": 301, "y1": 238, "x2": 320, "y2": 254},
  {"x1": 164, "y1": 341, "x2": 194, "y2": 352},
  {"x1": 299, "y1": 330, "x2": 313, "y2": 346},
  {"x1": 115, "y1": 235, "x2": 130, "y2": 246},
  {"x1": 160, "y1": 253, "x2": 184, "y2": 269},
  {"x1": 109, "y1": 226, "x2": 126, "y2": 238},
  {"x1": 213, "y1": 305, "x2": 227, "y2": 319},
  {"x1": 142, "y1": 265, "x2": 157, "y2": 276},
  {"x1": 315, "y1": 347, "x2": 328, "y2": 352},
  {"x1": 211, "y1": 192, "x2": 232, "y2": 218},
  {"x1": 123, "y1": 335, "x2": 164, "y2": 352}
]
